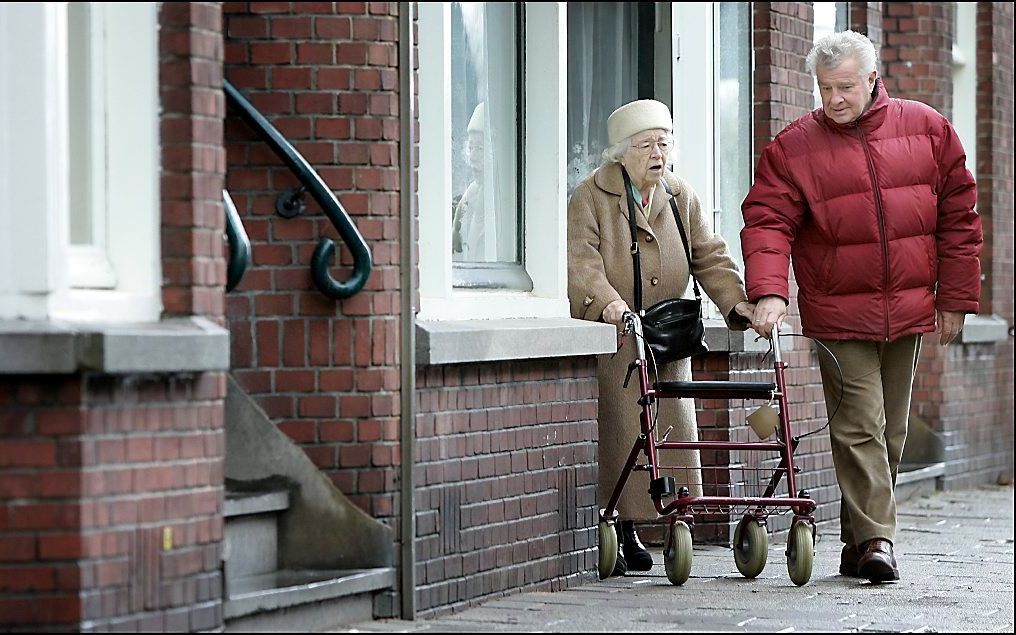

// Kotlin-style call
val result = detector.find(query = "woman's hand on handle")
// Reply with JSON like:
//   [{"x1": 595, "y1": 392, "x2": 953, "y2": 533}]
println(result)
[
  {"x1": 602, "y1": 299, "x2": 630, "y2": 328},
  {"x1": 751, "y1": 296, "x2": 787, "y2": 339}
]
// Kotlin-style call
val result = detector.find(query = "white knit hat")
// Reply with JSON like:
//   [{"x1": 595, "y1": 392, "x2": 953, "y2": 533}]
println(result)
[
  {"x1": 467, "y1": 102, "x2": 485, "y2": 134},
  {"x1": 606, "y1": 99, "x2": 673, "y2": 146}
]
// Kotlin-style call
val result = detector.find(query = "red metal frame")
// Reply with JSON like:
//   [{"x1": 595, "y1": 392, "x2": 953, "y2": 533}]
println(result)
[{"x1": 600, "y1": 315, "x2": 817, "y2": 529}]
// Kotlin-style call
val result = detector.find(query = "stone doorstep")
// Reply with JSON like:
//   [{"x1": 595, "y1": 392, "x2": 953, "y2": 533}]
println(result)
[
  {"x1": 223, "y1": 567, "x2": 396, "y2": 621},
  {"x1": 224, "y1": 490, "x2": 291, "y2": 518}
]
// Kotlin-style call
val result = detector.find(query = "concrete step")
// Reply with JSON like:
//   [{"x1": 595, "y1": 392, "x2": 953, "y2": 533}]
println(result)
[
  {"x1": 224, "y1": 486, "x2": 290, "y2": 584},
  {"x1": 224, "y1": 567, "x2": 396, "y2": 632}
]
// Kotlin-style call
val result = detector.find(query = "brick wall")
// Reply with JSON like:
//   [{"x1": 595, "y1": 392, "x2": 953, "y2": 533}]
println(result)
[
  {"x1": 977, "y1": 2, "x2": 1014, "y2": 332},
  {"x1": 979, "y1": 2, "x2": 1015, "y2": 486},
  {"x1": 0, "y1": 376, "x2": 226, "y2": 632},
  {"x1": 412, "y1": 358, "x2": 599, "y2": 617},
  {"x1": 222, "y1": 2, "x2": 402, "y2": 522},
  {"x1": 849, "y1": 2, "x2": 884, "y2": 56},
  {"x1": 1, "y1": 4, "x2": 228, "y2": 630},
  {"x1": 162, "y1": 2, "x2": 228, "y2": 322},
  {"x1": 752, "y1": 2, "x2": 816, "y2": 165},
  {"x1": 880, "y1": 2, "x2": 954, "y2": 117},
  {"x1": 881, "y1": 2, "x2": 1014, "y2": 489}
]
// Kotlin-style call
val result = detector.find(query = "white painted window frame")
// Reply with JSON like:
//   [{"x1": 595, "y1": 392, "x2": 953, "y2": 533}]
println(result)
[
  {"x1": 417, "y1": 2, "x2": 568, "y2": 321},
  {"x1": 0, "y1": 2, "x2": 162, "y2": 323},
  {"x1": 951, "y1": 1, "x2": 977, "y2": 183},
  {"x1": 67, "y1": 2, "x2": 116, "y2": 290},
  {"x1": 671, "y1": 3, "x2": 754, "y2": 320}
]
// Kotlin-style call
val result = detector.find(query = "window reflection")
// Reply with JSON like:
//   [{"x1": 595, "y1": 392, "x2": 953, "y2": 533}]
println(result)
[{"x1": 450, "y1": 2, "x2": 519, "y2": 266}]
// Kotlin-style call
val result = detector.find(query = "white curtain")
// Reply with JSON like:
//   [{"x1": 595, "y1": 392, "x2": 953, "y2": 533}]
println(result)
[{"x1": 567, "y1": 3, "x2": 638, "y2": 195}]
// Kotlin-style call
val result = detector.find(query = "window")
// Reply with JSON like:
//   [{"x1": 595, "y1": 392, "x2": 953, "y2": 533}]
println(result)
[
  {"x1": 417, "y1": 3, "x2": 567, "y2": 320},
  {"x1": 951, "y1": 1, "x2": 977, "y2": 182},
  {"x1": 449, "y1": 2, "x2": 522, "y2": 283},
  {"x1": 671, "y1": 3, "x2": 754, "y2": 316},
  {"x1": 57, "y1": 2, "x2": 161, "y2": 321},
  {"x1": 812, "y1": 2, "x2": 850, "y2": 108},
  {"x1": 0, "y1": 2, "x2": 161, "y2": 323},
  {"x1": 68, "y1": 2, "x2": 115, "y2": 289}
]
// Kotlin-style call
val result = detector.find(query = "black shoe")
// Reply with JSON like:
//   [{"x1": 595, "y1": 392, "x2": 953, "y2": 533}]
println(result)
[
  {"x1": 620, "y1": 520, "x2": 654, "y2": 571},
  {"x1": 839, "y1": 544, "x2": 863, "y2": 577},
  {"x1": 610, "y1": 545, "x2": 627, "y2": 577}
]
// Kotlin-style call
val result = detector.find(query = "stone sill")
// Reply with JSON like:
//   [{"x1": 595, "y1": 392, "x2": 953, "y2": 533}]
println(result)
[
  {"x1": 959, "y1": 314, "x2": 1010, "y2": 344},
  {"x1": 416, "y1": 316, "x2": 772, "y2": 366},
  {"x1": 416, "y1": 317, "x2": 616, "y2": 365},
  {"x1": 703, "y1": 318, "x2": 773, "y2": 354},
  {"x1": 0, "y1": 316, "x2": 230, "y2": 374}
]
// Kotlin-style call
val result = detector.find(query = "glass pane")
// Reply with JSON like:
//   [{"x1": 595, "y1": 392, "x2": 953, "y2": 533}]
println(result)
[
  {"x1": 813, "y1": 2, "x2": 839, "y2": 108},
  {"x1": 566, "y1": 3, "x2": 638, "y2": 196},
  {"x1": 68, "y1": 2, "x2": 93, "y2": 246},
  {"x1": 450, "y1": 2, "x2": 519, "y2": 266},
  {"x1": 716, "y1": 2, "x2": 752, "y2": 266}
]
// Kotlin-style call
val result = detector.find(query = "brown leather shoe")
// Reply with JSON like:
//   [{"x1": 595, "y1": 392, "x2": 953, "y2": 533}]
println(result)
[
  {"x1": 839, "y1": 544, "x2": 863, "y2": 577},
  {"x1": 858, "y1": 538, "x2": 900, "y2": 582}
]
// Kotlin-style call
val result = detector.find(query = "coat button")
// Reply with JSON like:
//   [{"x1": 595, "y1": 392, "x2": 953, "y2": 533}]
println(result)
[
  {"x1": 583, "y1": 296, "x2": 593, "y2": 306},
  {"x1": 646, "y1": 235, "x2": 654, "y2": 243},
  {"x1": 650, "y1": 277, "x2": 659, "y2": 286}
]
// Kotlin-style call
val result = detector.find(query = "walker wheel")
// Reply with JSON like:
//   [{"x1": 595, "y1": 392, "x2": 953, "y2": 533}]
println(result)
[
  {"x1": 597, "y1": 521, "x2": 618, "y2": 580},
  {"x1": 664, "y1": 520, "x2": 693, "y2": 585},
  {"x1": 733, "y1": 516, "x2": 768, "y2": 578},
  {"x1": 786, "y1": 521, "x2": 814, "y2": 586}
]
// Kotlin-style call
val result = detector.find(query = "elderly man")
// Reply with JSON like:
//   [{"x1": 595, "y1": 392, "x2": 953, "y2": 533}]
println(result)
[{"x1": 740, "y1": 31, "x2": 982, "y2": 582}]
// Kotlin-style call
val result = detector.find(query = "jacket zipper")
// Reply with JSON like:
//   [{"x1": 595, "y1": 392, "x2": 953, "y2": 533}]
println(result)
[{"x1": 855, "y1": 122, "x2": 891, "y2": 341}]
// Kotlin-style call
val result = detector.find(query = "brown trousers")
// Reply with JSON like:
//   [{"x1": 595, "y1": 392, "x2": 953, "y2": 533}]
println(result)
[{"x1": 816, "y1": 335, "x2": 923, "y2": 547}]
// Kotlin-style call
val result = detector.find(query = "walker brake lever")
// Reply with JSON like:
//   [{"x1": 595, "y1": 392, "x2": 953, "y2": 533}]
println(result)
[
  {"x1": 660, "y1": 425, "x2": 673, "y2": 442},
  {"x1": 623, "y1": 362, "x2": 637, "y2": 388}
]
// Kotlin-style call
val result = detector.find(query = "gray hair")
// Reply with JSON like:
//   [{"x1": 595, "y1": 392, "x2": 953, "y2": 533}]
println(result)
[
  {"x1": 806, "y1": 30, "x2": 878, "y2": 77},
  {"x1": 600, "y1": 134, "x2": 675, "y2": 166}
]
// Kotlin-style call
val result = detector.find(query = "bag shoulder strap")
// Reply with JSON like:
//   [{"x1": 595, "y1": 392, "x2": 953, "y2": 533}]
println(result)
[
  {"x1": 620, "y1": 167, "x2": 644, "y2": 312},
  {"x1": 659, "y1": 178, "x2": 702, "y2": 301}
]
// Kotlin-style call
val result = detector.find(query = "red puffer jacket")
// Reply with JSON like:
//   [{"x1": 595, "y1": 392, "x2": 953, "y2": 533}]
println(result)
[{"x1": 740, "y1": 80, "x2": 982, "y2": 341}]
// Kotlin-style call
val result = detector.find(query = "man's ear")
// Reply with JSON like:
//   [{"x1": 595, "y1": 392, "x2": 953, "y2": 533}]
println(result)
[{"x1": 868, "y1": 70, "x2": 877, "y2": 91}]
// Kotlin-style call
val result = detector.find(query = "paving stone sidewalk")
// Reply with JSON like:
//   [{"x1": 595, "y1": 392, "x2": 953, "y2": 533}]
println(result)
[{"x1": 343, "y1": 484, "x2": 1014, "y2": 633}]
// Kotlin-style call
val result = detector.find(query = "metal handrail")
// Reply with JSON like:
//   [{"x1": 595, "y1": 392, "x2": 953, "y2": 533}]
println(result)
[
  {"x1": 223, "y1": 189, "x2": 251, "y2": 292},
  {"x1": 223, "y1": 79, "x2": 373, "y2": 299}
]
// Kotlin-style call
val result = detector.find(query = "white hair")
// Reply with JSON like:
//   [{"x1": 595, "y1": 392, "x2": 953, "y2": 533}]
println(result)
[
  {"x1": 600, "y1": 133, "x2": 675, "y2": 166},
  {"x1": 806, "y1": 30, "x2": 878, "y2": 78}
]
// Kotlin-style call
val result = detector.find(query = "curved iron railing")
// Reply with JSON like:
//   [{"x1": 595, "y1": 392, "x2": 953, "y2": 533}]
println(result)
[
  {"x1": 223, "y1": 79, "x2": 372, "y2": 299},
  {"x1": 223, "y1": 189, "x2": 251, "y2": 292}
]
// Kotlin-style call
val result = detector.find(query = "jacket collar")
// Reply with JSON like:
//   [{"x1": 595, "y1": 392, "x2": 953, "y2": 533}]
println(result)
[
  {"x1": 817, "y1": 77, "x2": 890, "y2": 134},
  {"x1": 593, "y1": 162, "x2": 680, "y2": 229}
]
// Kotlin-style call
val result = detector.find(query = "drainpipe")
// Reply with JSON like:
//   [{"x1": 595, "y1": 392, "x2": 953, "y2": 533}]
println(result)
[{"x1": 397, "y1": 1, "x2": 417, "y2": 621}]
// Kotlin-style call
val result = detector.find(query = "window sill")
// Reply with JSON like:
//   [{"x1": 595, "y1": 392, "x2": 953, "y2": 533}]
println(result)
[
  {"x1": 416, "y1": 317, "x2": 616, "y2": 366},
  {"x1": 959, "y1": 314, "x2": 1010, "y2": 344},
  {"x1": 702, "y1": 318, "x2": 772, "y2": 353},
  {"x1": 0, "y1": 316, "x2": 230, "y2": 374}
]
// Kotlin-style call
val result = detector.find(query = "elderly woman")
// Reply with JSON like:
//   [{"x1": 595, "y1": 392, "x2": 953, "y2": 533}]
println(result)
[{"x1": 568, "y1": 99, "x2": 753, "y2": 576}]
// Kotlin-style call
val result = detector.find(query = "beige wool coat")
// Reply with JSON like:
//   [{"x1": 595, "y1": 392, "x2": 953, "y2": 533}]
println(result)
[{"x1": 567, "y1": 163, "x2": 749, "y2": 521}]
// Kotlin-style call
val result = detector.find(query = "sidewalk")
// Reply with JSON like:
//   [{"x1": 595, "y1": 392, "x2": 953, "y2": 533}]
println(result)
[{"x1": 345, "y1": 484, "x2": 1014, "y2": 633}]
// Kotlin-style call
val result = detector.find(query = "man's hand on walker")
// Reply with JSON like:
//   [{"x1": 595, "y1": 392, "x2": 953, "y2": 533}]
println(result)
[{"x1": 751, "y1": 296, "x2": 788, "y2": 339}]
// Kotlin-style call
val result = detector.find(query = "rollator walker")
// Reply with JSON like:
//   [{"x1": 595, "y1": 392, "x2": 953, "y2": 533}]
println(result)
[{"x1": 597, "y1": 311, "x2": 818, "y2": 586}]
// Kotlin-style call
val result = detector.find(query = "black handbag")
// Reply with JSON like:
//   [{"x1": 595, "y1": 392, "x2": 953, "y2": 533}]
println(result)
[{"x1": 621, "y1": 168, "x2": 708, "y2": 364}]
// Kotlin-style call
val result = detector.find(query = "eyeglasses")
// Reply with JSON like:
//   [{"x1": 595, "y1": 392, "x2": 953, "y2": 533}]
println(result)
[{"x1": 631, "y1": 137, "x2": 673, "y2": 155}]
